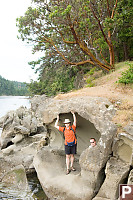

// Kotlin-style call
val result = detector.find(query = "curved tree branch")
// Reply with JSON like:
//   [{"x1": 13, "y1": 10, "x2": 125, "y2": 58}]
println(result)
[
  {"x1": 107, "y1": 0, "x2": 111, "y2": 17},
  {"x1": 111, "y1": 0, "x2": 118, "y2": 19},
  {"x1": 57, "y1": 30, "x2": 77, "y2": 44}
]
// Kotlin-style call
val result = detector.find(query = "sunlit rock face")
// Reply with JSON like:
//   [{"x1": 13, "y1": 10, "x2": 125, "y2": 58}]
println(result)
[
  {"x1": 32, "y1": 95, "x2": 117, "y2": 199},
  {"x1": 32, "y1": 95, "x2": 116, "y2": 155},
  {"x1": 0, "y1": 103, "x2": 48, "y2": 179},
  {"x1": 93, "y1": 157, "x2": 130, "y2": 200},
  {"x1": 0, "y1": 106, "x2": 46, "y2": 149},
  {"x1": 1, "y1": 165, "x2": 29, "y2": 190},
  {"x1": 94, "y1": 123, "x2": 133, "y2": 200},
  {"x1": 2, "y1": 94, "x2": 133, "y2": 199},
  {"x1": 113, "y1": 125, "x2": 133, "y2": 166},
  {"x1": 0, "y1": 107, "x2": 36, "y2": 148}
]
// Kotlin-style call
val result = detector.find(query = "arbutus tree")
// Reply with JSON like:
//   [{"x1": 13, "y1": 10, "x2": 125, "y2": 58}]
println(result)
[{"x1": 16, "y1": 0, "x2": 119, "y2": 72}]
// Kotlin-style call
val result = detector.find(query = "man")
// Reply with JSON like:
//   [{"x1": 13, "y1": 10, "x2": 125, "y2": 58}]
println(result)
[
  {"x1": 55, "y1": 111, "x2": 77, "y2": 175},
  {"x1": 89, "y1": 138, "x2": 96, "y2": 148}
]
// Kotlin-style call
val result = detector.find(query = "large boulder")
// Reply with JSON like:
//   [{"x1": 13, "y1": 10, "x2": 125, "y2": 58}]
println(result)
[
  {"x1": 33, "y1": 147, "x2": 94, "y2": 200},
  {"x1": 0, "y1": 100, "x2": 49, "y2": 192},
  {"x1": 2, "y1": 132, "x2": 48, "y2": 169},
  {"x1": 93, "y1": 157, "x2": 130, "y2": 200},
  {"x1": 93, "y1": 122, "x2": 133, "y2": 200},
  {"x1": 30, "y1": 95, "x2": 116, "y2": 155},
  {"x1": 31, "y1": 95, "x2": 117, "y2": 199},
  {"x1": 3, "y1": 94, "x2": 130, "y2": 200},
  {"x1": 0, "y1": 164, "x2": 36, "y2": 199},
  {"x1": 113, "y1": 132, "x2": 133, "y2": 166},
  {"x1": 0, "y1": 106, "x2": 43, "y2": 149},
  {"x1": 1, "y1": 164, "x2": 29, "y2": 190}
]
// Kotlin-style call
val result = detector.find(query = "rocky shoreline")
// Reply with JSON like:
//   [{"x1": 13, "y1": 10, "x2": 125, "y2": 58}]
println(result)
[{"x1": 0, "y1": 94, "x2": 133, "y2": 200}]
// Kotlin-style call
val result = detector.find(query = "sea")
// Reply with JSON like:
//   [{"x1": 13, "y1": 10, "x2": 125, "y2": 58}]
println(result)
[
  {"x1": 0, "y1": 96, "x2": 31, "y2": 118},
  {"x1": 0, "y1": 96, "x2": 48, "y2": 200},
  {"x1": 0, "y1": 96, "x2": 30, "y2": 136}
]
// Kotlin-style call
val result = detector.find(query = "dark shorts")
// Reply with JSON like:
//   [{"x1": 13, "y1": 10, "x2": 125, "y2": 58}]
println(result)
[{"x1": 65, "y1": 144, "x2": 77, "y2": 155}]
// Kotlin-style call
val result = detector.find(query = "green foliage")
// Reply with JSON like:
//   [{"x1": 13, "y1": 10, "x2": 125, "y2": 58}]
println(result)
[
  {"x1": 16, "y1": 0, "x2": 133, "y2": 96},
  {"x1": 118, "y1": 63, "x2": 133, "y2": 84},
  {"x1": 116, "y1": 123, "x2": 122, "y2": 128},
  {"x1": 114, "y1": 0, "x2": 133, "y2": 61},
  {"x1": 88, "y1": 67, "x2": 97, "y2": 75},
  {"x1": 27, "y1": 67, "x2": 75, "y2": 96},
  {"x1": 86, "y1": 77, "x2": 95, "y2": 87},
  {"x1": 0, "y1": 76, "x2": 29, "y2": 96},
  {"x1": 16, "y1": 0, "x2": 119, "y2": 72}
]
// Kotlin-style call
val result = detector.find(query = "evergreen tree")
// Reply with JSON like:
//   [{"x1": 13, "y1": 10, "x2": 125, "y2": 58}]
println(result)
[{"x1": 0, "y1": 75, "x2": 29, "y2": 96}]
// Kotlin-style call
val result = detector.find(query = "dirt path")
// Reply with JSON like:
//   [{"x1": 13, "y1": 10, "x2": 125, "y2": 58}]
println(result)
[{"x1": 55, "y1": 65, "x2": 133, "y2": 133}]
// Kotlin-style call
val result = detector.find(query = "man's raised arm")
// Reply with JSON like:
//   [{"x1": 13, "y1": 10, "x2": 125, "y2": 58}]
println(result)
[
  {"x1": 71, "y1": 111, "x2": 76, "y2": 127},
  {"x1": 55, "y1": 114, "x2": 59, "y2": 130}
]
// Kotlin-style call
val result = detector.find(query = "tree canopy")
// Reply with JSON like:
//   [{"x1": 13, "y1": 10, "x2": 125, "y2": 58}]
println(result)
[
  {"x1": 16, "y1": 0, "x2": 120, "y2": 71},
  {"x1": 16, "y1": 0, "x2": 133, "y2": 96},
  {"x1": 0, "y1": 76, "x2": 29, "y2": 96}
]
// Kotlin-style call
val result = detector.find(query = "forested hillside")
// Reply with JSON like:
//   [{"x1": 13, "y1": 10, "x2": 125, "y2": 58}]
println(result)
[
  {"x1": 0, "y1": 75, "x2": 29, "y2": 96},
  {"x1": 16, "y1": 0, "x2": 133, "y2": 96}
]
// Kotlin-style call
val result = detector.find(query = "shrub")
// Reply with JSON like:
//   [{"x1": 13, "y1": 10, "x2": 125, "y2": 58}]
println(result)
[
  {"x1": 86, "y1": 77, "x2": 95, "y2": 87},
  {"x1": 88, "y1": 67, "x2": 96, "y2": 75},
  {"x1": 118, "y1": 63, "x2": 133, "y2": 84}
]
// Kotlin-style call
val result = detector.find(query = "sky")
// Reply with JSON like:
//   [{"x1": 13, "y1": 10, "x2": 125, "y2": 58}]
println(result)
[{"x1": 0, "y1": 0, "x2": 40, "y2": 83}]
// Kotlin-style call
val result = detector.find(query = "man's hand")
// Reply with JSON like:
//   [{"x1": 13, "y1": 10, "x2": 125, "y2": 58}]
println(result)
[
  {"x1": 57, "y1": 114, "x2": 59, "y2": 121},
  {"x1": 71, "y1": 111, "x2": 75, "y2": 115},
  {"x1": 71, "y1": 111, "x2": 76, "y2": 126},
  {"x1": 55, "y1": 114, "x2": 59, "y2": 129}
]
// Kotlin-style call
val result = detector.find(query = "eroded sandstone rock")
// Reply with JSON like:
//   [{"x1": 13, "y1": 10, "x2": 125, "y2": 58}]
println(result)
[
  {"x1": 128, "y1": 169, "x2": 133, "y2": 184},
  {"x1": 113, "y1": 132, "x2": 133, "y2": 165},
  {"x1": 1, "y1": 164, "x2": 29, "y2": 190},
  {"x1": 124, "y1": 122, "x2": 133, "y2": 135},
  {"x1": 31, "y1": 95, "x2": 117, "y2": 199},
  {"x1": 12, "y1": 133, "x2": 24, "y2": 144},
  {"x1": 0, "y1": 106, "x2": 43, "y2": 149},
  {"x1": 94, "y1": 157, "x2": 130, "y2": 200},
  {"x1": 1, "y1": 94, "x2": 131, "y2": 200},
  {"x1": 33, "y1": 147, "x2": 93, "y2": 200},
  {"x1": 2, "y1": 144, "x2": 16, "y2": 155}
]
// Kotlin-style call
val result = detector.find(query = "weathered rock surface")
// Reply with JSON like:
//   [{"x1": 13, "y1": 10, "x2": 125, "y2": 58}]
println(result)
[
  {"x1": 0, "y1": 99, "x2": 49, "y2": 196},
  {"x1": 93, "y1": 157, "x2": 130, "y2": 200},
  {"x1": 0, "y1": 116, "x2": 4, "y2": 128},
  {"x1": 0, "y1": 106, "x2": 45, "y2": 149},
  {"x1": 0, "y1": 163, "x2": 37, "y2": 199},
  {"x1": 33, "y1": 147, "x2": 94, "y2": 200},
  {"x1": 0, "y1": 94, "x2": 132, "y2": 200},
  {"x1": 31, "y1": 95, "x2": 117, "y2": 199},
  {"x1": 1, "y1": 164, "x2": 29, "y2": 190},
  {"x1": 128, "y1": 169, "x2": 133, "y2": 184},
  {"x1": 113, "y1": 132, "x2": 133, "y2": 165},
  {"x1": 124, "y1": 122, "x2": 133, "y2": 135}
]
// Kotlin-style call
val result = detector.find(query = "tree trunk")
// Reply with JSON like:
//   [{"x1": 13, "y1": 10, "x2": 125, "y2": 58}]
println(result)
[
  {"x1": 108, "y1": 31, "x2": 115, "y2": 68},
  {"x1": 123, "y1": 42, "x2": 129, "y2": 61},
  {"x1": 109, "y1": 44, "x2": 114, "y2": 66}
]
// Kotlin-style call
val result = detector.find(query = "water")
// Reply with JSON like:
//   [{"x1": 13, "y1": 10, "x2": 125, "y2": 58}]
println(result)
[
  {"x1": 0, "y1": 96, "x2": 48, "y2": 200},
  {"x1": 27, "y1": 172, "x2": 48, "y2": 200},
  {"x1": 0, "y1": 96, "x2": 31, "y2": 118},
  {"x1": 0, "y1": 96, "x2": 30, "y2": 136},
  {"x1": 0, "y1": 173, "x2": 48, "y2": 200}
]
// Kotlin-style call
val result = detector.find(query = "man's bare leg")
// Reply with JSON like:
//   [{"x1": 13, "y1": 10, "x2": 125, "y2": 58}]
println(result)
[
  {"x1": 70, "y1": 154, "x2": 76, "y2": 171},
  {"x1": 66, "y1": 154, "x2": 70, "y2": 174}
]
